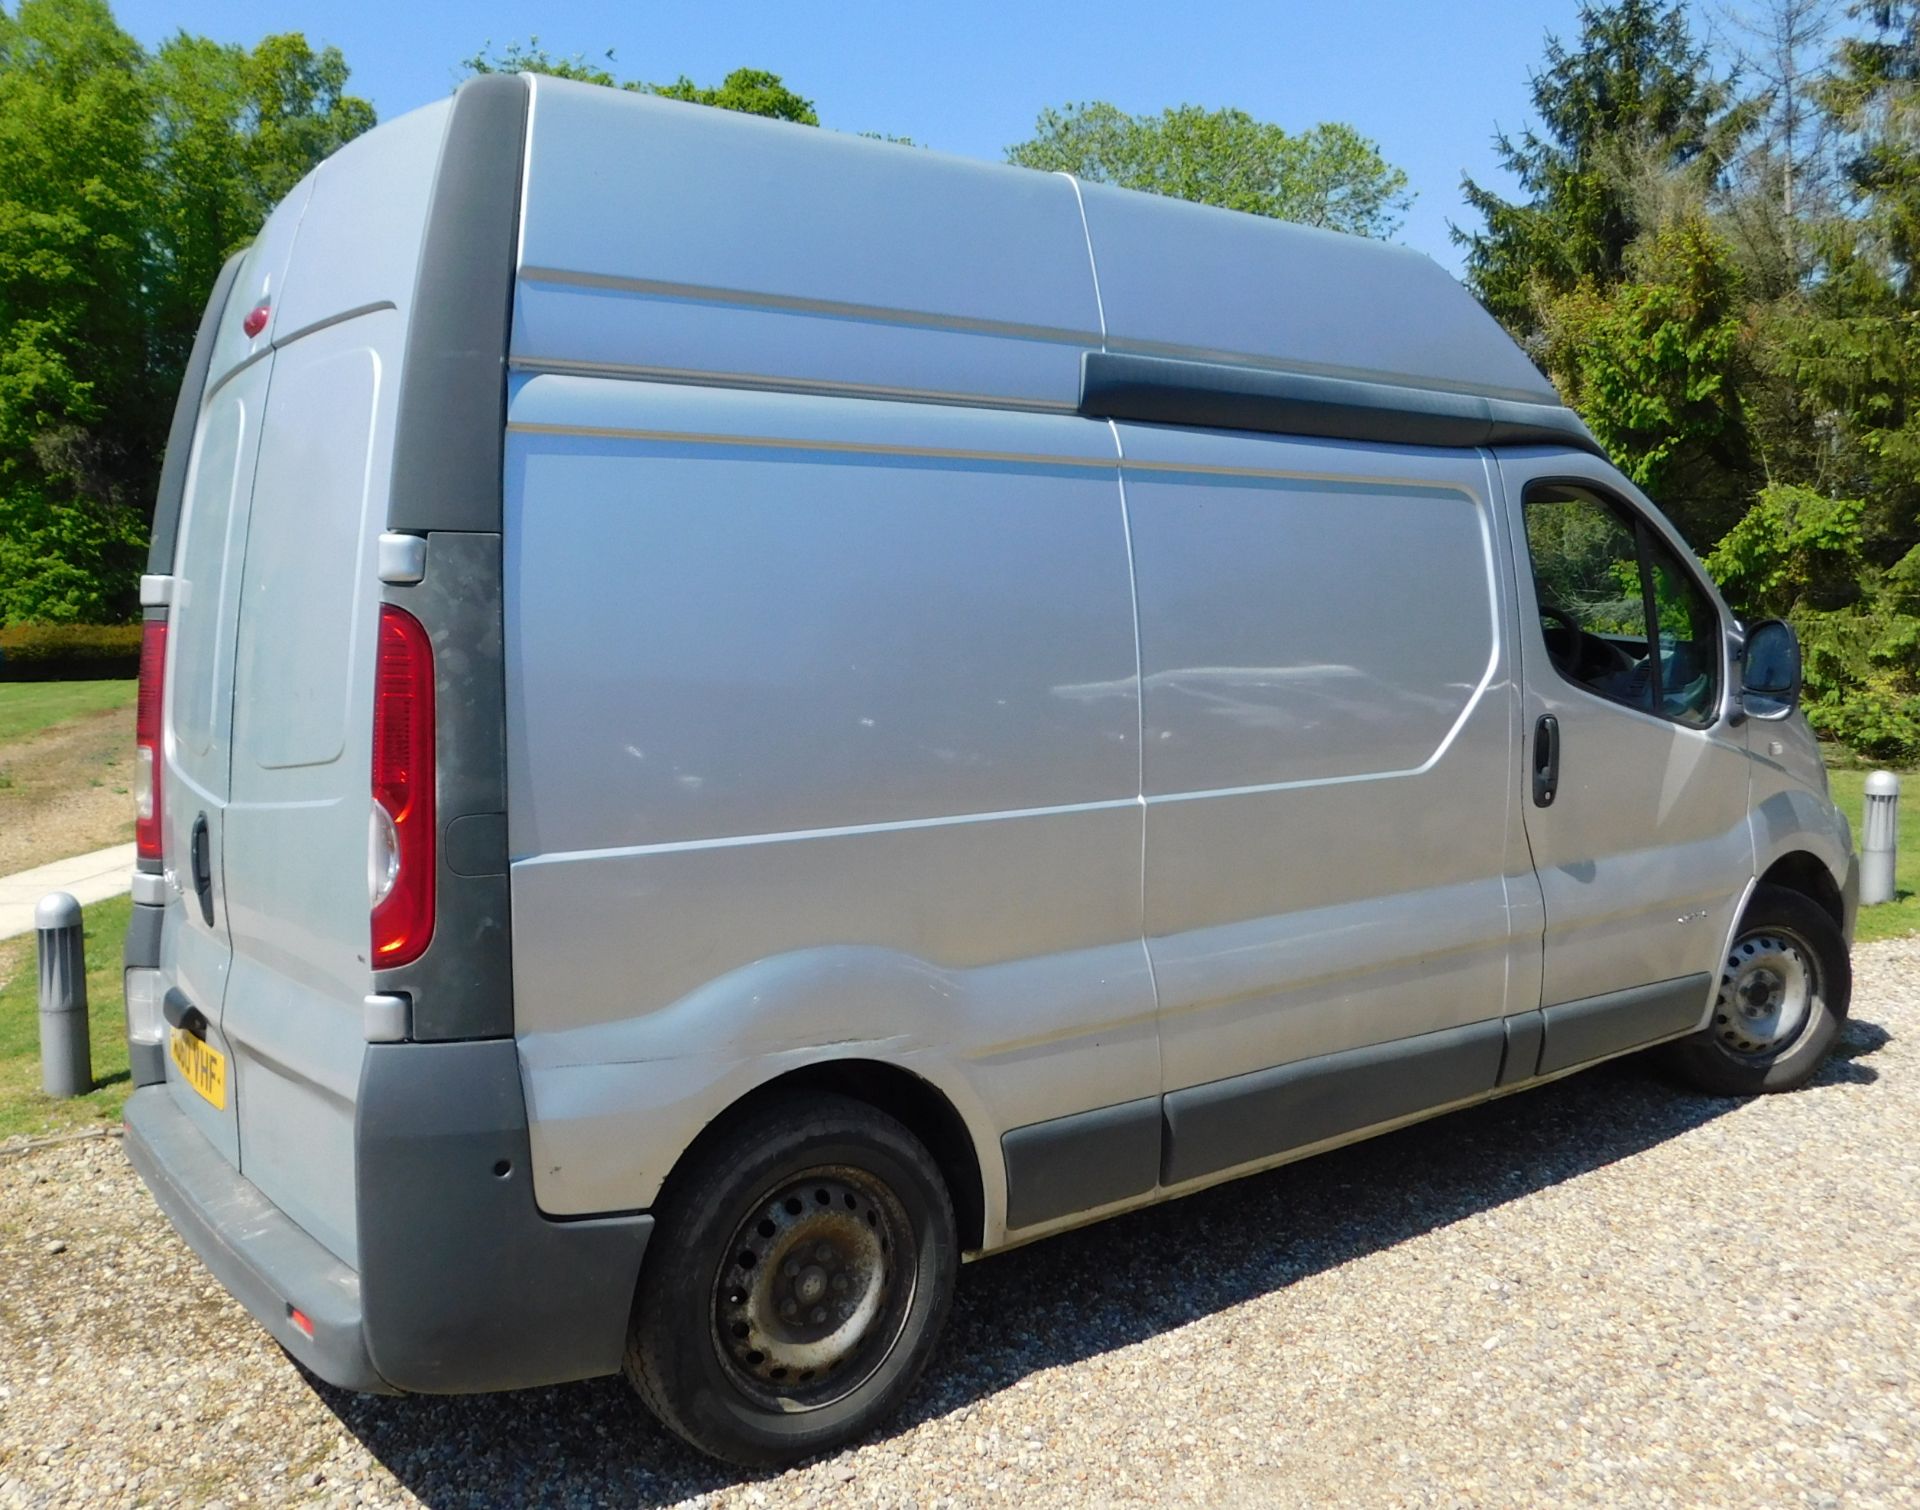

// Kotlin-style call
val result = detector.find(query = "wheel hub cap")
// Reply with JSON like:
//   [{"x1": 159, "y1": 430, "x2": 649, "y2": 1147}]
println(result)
[{"x1": 1715, "y1": 931, "x2": 1814, "y2": 1058}]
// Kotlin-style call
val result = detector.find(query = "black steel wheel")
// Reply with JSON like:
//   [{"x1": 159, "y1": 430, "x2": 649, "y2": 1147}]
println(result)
[{"x1": 625, "y1": 1092, "x2": 956, "y2": 1467}]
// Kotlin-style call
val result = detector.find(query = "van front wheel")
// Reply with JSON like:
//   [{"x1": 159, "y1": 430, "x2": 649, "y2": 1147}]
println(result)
[
  {"x1": 1659, "y1": 883, "x2": 1851, "y2": 1096},
  {"x1": 625, "y1": 1093, "x2": 957, "y2": 1467}
]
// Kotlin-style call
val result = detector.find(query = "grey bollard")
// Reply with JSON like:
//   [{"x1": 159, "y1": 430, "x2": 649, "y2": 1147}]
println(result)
[
  {"x1": 1862, "y1": 770, "x2": 1901, "y2": 907},
  {"x1": 36, "y1": 892, "x2": 91, "y2": 1098}
]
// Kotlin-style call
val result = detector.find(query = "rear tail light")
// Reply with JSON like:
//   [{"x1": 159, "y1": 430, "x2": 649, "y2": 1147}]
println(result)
[
  {"x1": 134, "y1": 620, "x2": 167, "y2": 862},
  {"x1": 370, "y1": 604, "x2": 435, "y2": 968}
]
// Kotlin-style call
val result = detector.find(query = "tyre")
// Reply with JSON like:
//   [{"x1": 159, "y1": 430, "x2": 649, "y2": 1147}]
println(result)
[
  {"x1": 625, "y1": 1092, "x2": 958, "y2": 1467},
  {"x1": 1660, "y1": 883, "x2": 1851, "y2": 1096}
]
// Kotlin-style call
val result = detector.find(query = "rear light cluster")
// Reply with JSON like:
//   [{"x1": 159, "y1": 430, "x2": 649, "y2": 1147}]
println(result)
[
  {"x1": 369, "y1": 604, "x2": 436, "y2": 968},
  {"x1": 134, "y1": 620, "x2": 167, "y2": 862}
]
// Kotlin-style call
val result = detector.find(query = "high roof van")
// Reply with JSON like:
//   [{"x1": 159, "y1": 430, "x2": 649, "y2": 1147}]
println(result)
[{"x1": 121, "y1": 73, "x2": 1857, "y2": 1465}]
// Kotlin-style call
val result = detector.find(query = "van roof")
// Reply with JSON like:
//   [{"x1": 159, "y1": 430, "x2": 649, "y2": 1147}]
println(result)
[{"x1": 510, "y1": 74, "x2": 1573, "y2": 437}]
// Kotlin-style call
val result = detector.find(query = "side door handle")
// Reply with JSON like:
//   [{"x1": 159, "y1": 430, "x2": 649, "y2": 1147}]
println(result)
[
  {"x1": 189, "y1": 813, "x2": 215, "y2": 927},
  {"x1": 1532, "y1": 714, "x2": 1560, "y2": 807}
]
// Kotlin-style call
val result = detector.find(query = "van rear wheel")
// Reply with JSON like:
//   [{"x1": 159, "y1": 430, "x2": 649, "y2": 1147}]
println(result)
[
  {"x1": 625, "y1": 1093, "x2": 957, "y2": 1467},
  {"x1": 1659, "y1": 883, "x2": 1850, "y2": 1096}
]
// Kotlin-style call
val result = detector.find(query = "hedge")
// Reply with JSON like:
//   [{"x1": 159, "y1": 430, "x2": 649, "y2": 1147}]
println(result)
[{"x1": 0, "y1": 623, "x2": 143, "y2": 681}]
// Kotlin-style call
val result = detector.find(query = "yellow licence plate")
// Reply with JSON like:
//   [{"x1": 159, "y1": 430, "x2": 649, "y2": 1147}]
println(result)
[{"x1": 169, "y1": 1028, "x2": 227, "y2": 1110}]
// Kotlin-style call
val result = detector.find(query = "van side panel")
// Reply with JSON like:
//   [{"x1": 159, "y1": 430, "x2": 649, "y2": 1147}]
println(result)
[
  {"x1": 503, "y1": 378, "x2": 1152, "y2": 1223},
  {"x1": 1118, "y1": 427, "x2": 1531, "y2": 1154}
]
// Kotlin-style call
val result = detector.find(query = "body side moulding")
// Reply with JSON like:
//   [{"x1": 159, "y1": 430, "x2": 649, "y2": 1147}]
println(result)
[
  {"x1": 1161, "y1": 1018, "x2": 1508, "y2": 1189},
  {"x1": 1536, "y1": 974, "x2": 1713, "y2": 1077},
  {"x1": 1000, "y1": 1096, "x2": 1161, "y2": 1232}
]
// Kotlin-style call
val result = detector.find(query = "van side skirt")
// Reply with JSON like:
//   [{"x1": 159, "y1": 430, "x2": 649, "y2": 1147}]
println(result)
[
  {"x1": 1000, "y1": 1097, "x2": 1161, "y2": 1232},
  {"x1": 1537, "y1": 974, "x2": 1712, "y2": 1077},
  {"x1": 1001, "y1": 978, "x2": 1711, "y2": 1231},
  {"x1": 1160, "y1": 1018, "x2": 1507, "y2": 1189}
]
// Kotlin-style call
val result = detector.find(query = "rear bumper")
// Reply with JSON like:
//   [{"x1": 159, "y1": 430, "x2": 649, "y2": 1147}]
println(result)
[
  {"x1": 123, "y1": 1037, "x2": 654, "y2": 1396},
  {"x1": 123, "y1": 1085, "x2": 392, "y2": 1393}
]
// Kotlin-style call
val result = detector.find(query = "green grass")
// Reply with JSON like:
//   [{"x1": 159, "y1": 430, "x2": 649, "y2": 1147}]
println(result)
[
  {"x1": 0, "y1": 679, "x2": 137, "y2": 743},
  {"x1": 1826, "y1": 765, "x2": 1920, "y2": 943},
  {"x1": 0, "y1": 892, "x2": 132, "y2": 1140}
]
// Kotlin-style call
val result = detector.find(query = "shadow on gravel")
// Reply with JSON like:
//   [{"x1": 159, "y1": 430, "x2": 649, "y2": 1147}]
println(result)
[{"x1": 319, "y1": 1016, "x2": 1891, "y2": 1507}]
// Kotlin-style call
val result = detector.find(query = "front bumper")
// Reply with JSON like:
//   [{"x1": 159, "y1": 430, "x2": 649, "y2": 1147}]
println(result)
[{"x1": 123, "y1": 1038, "x2": 653, "y2": 1396}]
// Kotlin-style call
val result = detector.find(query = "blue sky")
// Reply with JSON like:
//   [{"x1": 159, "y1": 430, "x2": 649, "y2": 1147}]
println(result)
[{"x1": 112, "y1": 0, "x2": 1598, "y2": 275}]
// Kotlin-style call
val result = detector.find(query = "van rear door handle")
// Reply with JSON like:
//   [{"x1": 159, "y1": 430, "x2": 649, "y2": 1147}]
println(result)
[
  {"x1": 189, "y1": 813, "x2": 215, "y2": 927},
  {"x1": 1532, "y1": 714, "x2": 1560, "y2": 807}
]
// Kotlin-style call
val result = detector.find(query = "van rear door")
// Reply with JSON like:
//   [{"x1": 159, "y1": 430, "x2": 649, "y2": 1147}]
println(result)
[
  {"x1": 154, "y1": 190, "x2": 309, "y2": 1163},
  {"x1": 212, "y1": 100, "x2": 452, "y2": 1269},
  {"x1": 218, "y1": 308, "x2": 401, "y2": 1266}
]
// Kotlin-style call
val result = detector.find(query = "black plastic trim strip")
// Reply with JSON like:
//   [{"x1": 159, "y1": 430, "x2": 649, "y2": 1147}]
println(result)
[
  {"x1": 148, "y1": 252, "x2": 245, "y2": 574},
  {"x1": 372, "y1": 73, "x2": 528, "y2": 1040},
  {"x1": 1162, "y1": 1018, "x2": 1506, "y2": 1188},
  {"x1": 386, "y1": 73, "x2": 527, "y2": 536},
  {"x1": 376, "y1": 533, "x2": 513, "y2": 1039},
  {"x1": 1497, "y1": 1010, "x2": 1546, "y2": 1087},
  {"x1": 1079, "y1": 351, "x2": 1607, "y2": 456},
  {"x1": 1001, "y1": 1096, "x2": 1160, "y2": 1231},
  {"x1": 1537, "y1": 974, "x2": 1710, "y2": 1077}
]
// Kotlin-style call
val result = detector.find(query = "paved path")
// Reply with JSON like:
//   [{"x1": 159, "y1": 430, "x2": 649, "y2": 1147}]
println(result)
[{"x1": 0, "y1": 842, "x2": 135, "y2": 941}]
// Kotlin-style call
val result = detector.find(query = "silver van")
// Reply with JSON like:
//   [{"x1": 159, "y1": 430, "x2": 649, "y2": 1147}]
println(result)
[{"x1": 122, "y1": 73, "x2": 1857, "y2": 1465}]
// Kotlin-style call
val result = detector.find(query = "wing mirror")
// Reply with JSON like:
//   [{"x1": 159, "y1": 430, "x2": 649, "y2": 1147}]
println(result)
[{"x1": 1742, "y1": 619, "x2": 1803, "y2": 712}]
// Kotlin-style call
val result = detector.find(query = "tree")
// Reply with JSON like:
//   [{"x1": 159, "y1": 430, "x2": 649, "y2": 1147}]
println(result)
[
  {"x1": 0, "y1": 0, "x2": 374, "y2": 623},
  {"x1": 1716, "y1": 0, "x2": 1842, "y2": 281},
  {"x1": 0, "y1": 0, "x2": 158, "y2": 621},
  {"x1": 1006, "y1": 101, "x2": 1411, "y2": 238},
  {"x1": 461, "y1": 40, "x2": 817, "y2": 124},
  {"x1": 1540, "y1": 215, "x2": 1754, "y2": 542},
  {"x1": 653, "y1": 68, "x2": 815, "y2": 124},
  {"x1": 1456, "y1": 1, "x2": 1749, "y2": 332}
]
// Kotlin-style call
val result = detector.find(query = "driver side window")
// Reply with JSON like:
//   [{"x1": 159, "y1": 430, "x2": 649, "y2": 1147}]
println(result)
[{"x1": 1523, "y1": 484, "x2": 1719, "y2": 727}]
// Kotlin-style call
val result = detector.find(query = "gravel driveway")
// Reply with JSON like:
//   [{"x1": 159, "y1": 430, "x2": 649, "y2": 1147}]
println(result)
[{"x1": 4, "y1": 940, "x2": 1918, "y2": 1508}]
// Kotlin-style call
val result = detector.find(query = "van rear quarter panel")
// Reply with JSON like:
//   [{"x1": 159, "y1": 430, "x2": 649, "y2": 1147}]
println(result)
[{"x1": 504, "y1": 378, "x2": 1153, "y2": 1223}]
